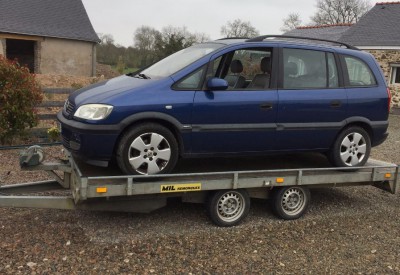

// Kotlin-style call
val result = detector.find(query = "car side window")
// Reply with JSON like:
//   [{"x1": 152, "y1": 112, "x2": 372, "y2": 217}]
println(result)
[
  {"x1": 283, "y1": 48, "x2": 330, "y2": 89},
  {"x1": 174, "y1": 65, "x2": 206, "y2": 90},
  {"x1": 344, "y1": 56, "x2": 377, "y2": 86},
  {"x1": 212, "y1": 48, "x2": 272, "y2": 90}
]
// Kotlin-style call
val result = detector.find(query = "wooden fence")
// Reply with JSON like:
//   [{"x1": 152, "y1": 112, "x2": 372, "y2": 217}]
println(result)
[
  {"x1": 31, "y1": 88, "x2": 76, "y2": 138},
  {"x1": 38, "y1": 88, "x2": 76, "y2": 121}
]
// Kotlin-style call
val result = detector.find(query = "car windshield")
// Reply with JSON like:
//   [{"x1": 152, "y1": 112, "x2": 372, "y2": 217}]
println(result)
[{"x1": 140, "y1": 43, "x2": 224, "y2": 78}]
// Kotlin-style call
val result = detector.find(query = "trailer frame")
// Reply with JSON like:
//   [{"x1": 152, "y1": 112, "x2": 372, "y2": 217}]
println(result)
[{"x1": 0, "y1": 149, "x2": 398, "y2": 226}]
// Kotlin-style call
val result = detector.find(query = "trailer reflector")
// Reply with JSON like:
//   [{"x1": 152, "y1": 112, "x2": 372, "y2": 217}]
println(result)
[
  {"x1": 96, "y1": 187, "x2": 107, "y2": 193},
  {"x1": 384, "y1": 173, "x2": 391, "y2": 178},
  {"x1": 276, "y1": 178, "x2": 284, "y2": 183}
]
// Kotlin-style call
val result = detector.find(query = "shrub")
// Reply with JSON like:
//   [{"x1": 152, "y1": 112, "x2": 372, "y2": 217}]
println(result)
[
  {"x1": 47, "y1": 126, "x2": 60, "y2": 142},
  {"x1": 0, "y1": 55, "x2": 43, "y2": 144}
]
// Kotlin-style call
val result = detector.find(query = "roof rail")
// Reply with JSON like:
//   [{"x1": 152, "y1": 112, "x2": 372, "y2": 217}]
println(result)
[
  {"x1": 246, "y1": 35, "x2": 359, "y2": 50},
  {"x1": 217, "y1": 37, "x2": 249, "y2": 40}
]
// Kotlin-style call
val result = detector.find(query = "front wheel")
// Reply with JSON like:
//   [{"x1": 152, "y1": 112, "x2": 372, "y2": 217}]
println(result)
[
  {"x1": 207, "y1": 189, "x2": 250, "y2": 227},
  {"x1": 116, "y1": 123, "x2": 179, "y2": 175},
  {"x1": 329, "y1": 126, "x2": 371, "y2": 167}
]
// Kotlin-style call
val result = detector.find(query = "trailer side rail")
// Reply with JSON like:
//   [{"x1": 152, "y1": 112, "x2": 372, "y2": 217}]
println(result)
[{"x1": 66, "y1": 156, "x2": 399, "y2": 201}]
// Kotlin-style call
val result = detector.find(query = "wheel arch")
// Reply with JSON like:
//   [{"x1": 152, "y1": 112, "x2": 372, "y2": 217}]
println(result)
[
  {"x1": 330, "y1": 118, "x2": 374, "y2": 149},
  {"x1": 114, "y1": 112, "x2": 186, "y2": 157}
]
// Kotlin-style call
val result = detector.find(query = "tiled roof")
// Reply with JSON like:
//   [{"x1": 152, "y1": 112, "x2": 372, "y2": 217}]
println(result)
[
  {"x1": 284, "y1": 25, "x2": 352, "y2": 41},
  {"x1": 0, "y1": 0, "x2": 99, "y2": 43},
  {"x1": 296, "y1": 23, "x2": 353, "y2": 30},
  {"x1": 339, "y1": 2, "x2": 400, "y2": 46},
  {"x1": 284, "y1": 3, "x2": 400, "y2": 47},
  {"x1": 376, "y1": 2, "x2": 400, "y2": 5}
]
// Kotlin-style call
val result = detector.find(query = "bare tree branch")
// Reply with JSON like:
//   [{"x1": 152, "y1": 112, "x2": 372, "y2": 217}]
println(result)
[
  {"x1": 310, "y1": 0, "x2": 371, "y2": 25},
  {"x1": 220, "y1": 19, "x2": 260, "y2": 38},
  {"x1": 280, "y1": 13, "x2": 302, "y2": 32}
]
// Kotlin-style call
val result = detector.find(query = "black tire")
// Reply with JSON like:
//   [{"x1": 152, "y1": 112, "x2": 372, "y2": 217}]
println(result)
[
  {"x1": 207, "y1": 189, "x2": 250, "y2": 227},
  {"x1": 116, "y1": 123, "x2": 179, "y2": 175},
  {"x1": 272, "y1": 186, "x2": 310, "y2": 220},
  {"x1": 329, "y1": 126, "x2": 371, "y2": 168}
]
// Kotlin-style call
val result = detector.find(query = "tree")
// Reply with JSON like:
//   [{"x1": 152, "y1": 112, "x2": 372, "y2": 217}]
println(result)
[
  {"x1": 310, "y1": 0, "x2": 371, "y2": 25},
  {"x1": 220, "y1": 19, "x2": 260, "y2": 38},
  {"x1": 98, "y1": 33, "x2": 115, "y2": 45},
  {"x1": 281, "y1": 13, "x2": 302, "y2": 32},
  {"x1": 133, "y1": 26, "x2": 160, "y2": 52},
  {"x1": 154, "y1": 26, "x2": 209, "y2": 60},
  {"x1": 133, "y1": 26, "x2": 162, "y2": 67}
]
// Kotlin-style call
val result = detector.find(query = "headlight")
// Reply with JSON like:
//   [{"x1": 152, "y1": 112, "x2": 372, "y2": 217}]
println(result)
[{"x1": 74, "y1": 104, "x2": 113, "y2": 120}]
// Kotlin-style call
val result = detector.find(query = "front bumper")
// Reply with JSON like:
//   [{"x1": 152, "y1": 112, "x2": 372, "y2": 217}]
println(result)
[{"x1": 57, "y1": 111, "x2": 120, "y2": 163}]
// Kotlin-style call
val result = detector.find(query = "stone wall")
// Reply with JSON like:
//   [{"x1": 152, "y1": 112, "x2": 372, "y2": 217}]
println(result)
[
  {"x1": 366, "y1": 49, "x2": 400, "y2": 108},
  {"x1": 39, "y1": 37, "x2": 95, "y2": 76},
  {"x1": 0, "y1": 35, "x2": 96, "y2": 76}
]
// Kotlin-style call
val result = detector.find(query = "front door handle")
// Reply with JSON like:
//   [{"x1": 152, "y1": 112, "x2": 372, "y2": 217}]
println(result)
[
  {"x1": 330, "y1": 100, "x2": 342, "y2": 108},
  {"x1": 260, "y1": 103, "x2": 273, "y2": 110}
]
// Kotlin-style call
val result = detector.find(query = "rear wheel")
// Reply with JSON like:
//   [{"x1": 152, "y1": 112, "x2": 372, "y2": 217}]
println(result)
[
  {"x1": 207, "y1": 189, "x2": 250, "y2": 227},
  {"x1": 272, "y1": 186, "x2": 310, "y2": 220},
  {"x1": 329, "y1": 126, "x2": 371, "y2": 167},
  {"x1": 116, "y1": 123, "x2": 179, "y2": 175}
]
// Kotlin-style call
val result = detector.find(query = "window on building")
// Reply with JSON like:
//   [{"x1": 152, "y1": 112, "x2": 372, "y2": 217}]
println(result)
[{"x1": 390, "y1": 65, "x2": 400, "y2": 84}]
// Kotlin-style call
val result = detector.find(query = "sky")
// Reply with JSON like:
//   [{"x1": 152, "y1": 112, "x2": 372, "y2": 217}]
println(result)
[{"x1": 81, "y1": 0, "x2": 379, "y2": 47}]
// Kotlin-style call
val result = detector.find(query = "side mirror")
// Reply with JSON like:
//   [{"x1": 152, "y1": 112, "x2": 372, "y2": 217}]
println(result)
[{"x1": 207, "y1": 77, "x2": 228, "y2": 91}]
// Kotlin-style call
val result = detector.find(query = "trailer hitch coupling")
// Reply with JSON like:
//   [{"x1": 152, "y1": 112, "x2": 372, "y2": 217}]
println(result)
[{"x1": 20, "y1": 145, "x2": 45, "y2": 167}]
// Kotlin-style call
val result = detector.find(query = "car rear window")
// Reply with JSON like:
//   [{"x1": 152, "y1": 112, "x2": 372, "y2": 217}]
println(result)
[{"x1": 343, "y1": 56, "x2": 377, "y2": 86}]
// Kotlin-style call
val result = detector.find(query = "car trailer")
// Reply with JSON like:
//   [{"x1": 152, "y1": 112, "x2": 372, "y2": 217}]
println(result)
[{"x1": 0, "y1": 146, "x2": 398, "y2": 227}]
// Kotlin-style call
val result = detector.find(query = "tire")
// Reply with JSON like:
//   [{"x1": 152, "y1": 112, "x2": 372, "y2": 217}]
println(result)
[
  {"x1": 116, "y1": 123, "x2": 179, "y2": 175},
  {"x1": 207, "y1": 189, "x2": 250, "y2": 227},
  {"x1": 329, "y1": 126, "x2": 371, "y2": 168},
  {"x1": 272, "y1": 186, "x2": 310, "y2": 220}
]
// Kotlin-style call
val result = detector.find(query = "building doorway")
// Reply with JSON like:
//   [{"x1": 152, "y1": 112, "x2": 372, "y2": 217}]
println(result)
[{"x1": 6, "y1": 39, "x2": 35, "y2": 73}]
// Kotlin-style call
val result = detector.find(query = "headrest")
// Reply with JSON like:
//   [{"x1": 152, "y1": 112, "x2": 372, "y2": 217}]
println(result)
[
  {"x1": 285, "y1": 62, "x2": 298, "y2": 76},
  {"x1": 260, "y1": 57, "x2": 271, "y2": 73},
  {"x1": 230, "y1": 60, "x2": 243, "y2": 74}
]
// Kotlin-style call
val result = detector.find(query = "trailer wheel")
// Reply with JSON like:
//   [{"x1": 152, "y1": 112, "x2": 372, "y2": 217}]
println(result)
[
  {"x1": 272, "y1": 186, "x2": 310, "y2": 220},
  {"x1": 207, "y1": 189, "x2": 250, "y2": 227}
]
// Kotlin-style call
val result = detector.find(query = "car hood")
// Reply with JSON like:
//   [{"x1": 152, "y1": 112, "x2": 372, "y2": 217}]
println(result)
[{"x1": 69, "y1": 75, "x2": 158, "y2": 106}]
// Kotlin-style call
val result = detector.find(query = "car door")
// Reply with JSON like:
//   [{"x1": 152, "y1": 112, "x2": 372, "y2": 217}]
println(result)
[
  {"x1": 276, "y1": 47, "x2": 348, "y2": 151},
  {"x1": 190, "y1": 47, "x2": 279, "y2": 155}
]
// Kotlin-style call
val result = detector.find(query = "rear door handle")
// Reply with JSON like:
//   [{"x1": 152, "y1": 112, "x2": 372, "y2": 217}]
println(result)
[
  {"x1": 330, "y1": 100, "x2": 342, "y2": 108},
  {"x1": 260, "y1": 103, "x2": 273, "y2": 110}
]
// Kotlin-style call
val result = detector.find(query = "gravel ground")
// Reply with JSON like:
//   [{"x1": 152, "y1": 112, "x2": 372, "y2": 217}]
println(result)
[{"x1": 0, "y1": 116, "x2": 399, "y2": 274}]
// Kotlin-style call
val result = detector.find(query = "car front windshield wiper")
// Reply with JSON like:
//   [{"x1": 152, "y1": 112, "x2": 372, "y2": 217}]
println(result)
[{"x1": 133, "y1": 73, "x2": 151, "y2": 79}]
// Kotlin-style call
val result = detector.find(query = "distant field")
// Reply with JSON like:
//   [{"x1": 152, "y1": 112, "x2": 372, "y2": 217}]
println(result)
[{"x1": 111, "y1": 66, "x2": 139, "y2": 74}]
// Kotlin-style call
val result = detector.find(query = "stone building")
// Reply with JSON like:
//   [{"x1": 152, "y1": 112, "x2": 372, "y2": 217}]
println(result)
[
  {"x1": 340, "y1": 2, "x2": 400, "y2": 101},
  {"x1": 285, "y1": 2, "x2": 400, "y2": 108},
  {"x1": 0, "y1": 0, "x2": 99, "y2": 77}
]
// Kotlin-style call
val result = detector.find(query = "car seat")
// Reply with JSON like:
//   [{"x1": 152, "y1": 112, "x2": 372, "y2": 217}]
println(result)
[
  {"x1": 224, "y1": 60, "x2": 246, "y2": 89},
  {"x1": 248, "y1": 57, "x2": 271, "y2": 89}
]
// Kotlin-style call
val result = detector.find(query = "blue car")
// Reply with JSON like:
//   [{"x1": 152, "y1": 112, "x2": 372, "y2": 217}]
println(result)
[{"x1": 58, "y1": 35, "x2": 390, "y2": 175}]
